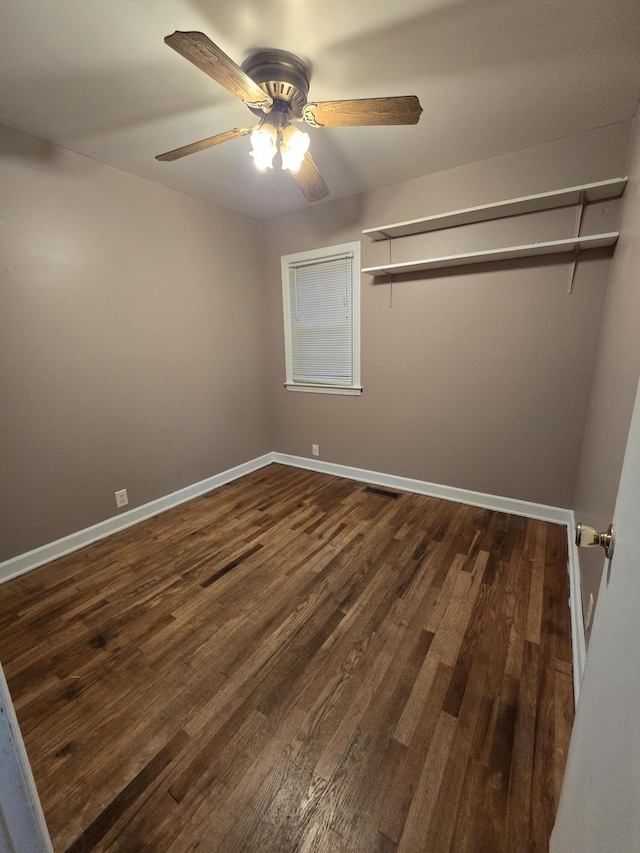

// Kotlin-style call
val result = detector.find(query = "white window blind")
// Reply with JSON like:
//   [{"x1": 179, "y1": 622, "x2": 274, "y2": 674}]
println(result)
[
  {"x1": 289, "y1": 253, "x2": 353, "y2": 385},
  {"x1": 281, "y1": 242, "x2": 362, "y2": 395}
]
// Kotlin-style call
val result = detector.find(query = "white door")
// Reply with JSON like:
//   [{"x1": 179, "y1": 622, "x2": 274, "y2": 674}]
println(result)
[
  {"x1": 0, "y1": 664, "x2": 53, "y2": 853},
  {"x1": 551, "y1": 376, "x2": 640, "y2": 852}
]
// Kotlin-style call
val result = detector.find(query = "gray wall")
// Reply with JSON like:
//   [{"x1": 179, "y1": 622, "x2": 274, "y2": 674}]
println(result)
[
  {"x1": 263, "y1": 123, "x2": 629, "y2": 508},
  {"x1": 0, "y1": 125, "x2": 271, "y2": 562},
  {"x1": 1, "y1": 118, "x2": 636, "y2": 577},
  {"x1": 573, "y1": 111, "x2": 640, "y2": 633}
]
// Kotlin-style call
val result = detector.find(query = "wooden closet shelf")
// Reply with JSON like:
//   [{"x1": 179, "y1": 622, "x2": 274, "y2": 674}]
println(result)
[
  {"x1": 362, "y1": 177, "x2": 628, "y2": 241},
  {"x1": 361, "y1": 232, "x2": 619, "y2": 277}
]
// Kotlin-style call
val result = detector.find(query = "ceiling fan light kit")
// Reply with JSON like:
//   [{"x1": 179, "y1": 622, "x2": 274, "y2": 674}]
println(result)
[
  {"x1": 279, "y1": 125, "x2": 310, "y2": 173},
  {"x1": 157, "y1": 32, "x2": 423, "y2": 202},
  {"x1": 248, "y1": 96, "x2": 311, "y2": 173},
  {"x1": 249, "y1": 124, "x2": 278, "y2": 171}
]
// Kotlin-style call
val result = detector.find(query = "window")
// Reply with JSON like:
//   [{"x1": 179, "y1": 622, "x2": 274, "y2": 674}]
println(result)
[{"x1": 281, "y1": 241, "x2": 362, "y2": 395}]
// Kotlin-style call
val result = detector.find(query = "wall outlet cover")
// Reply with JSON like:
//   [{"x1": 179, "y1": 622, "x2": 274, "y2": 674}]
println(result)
[
  {"x1": 115, "y1": 489, "x2": 128, "y2": 508},
  {"x1": 312, "y1": 444, "x2": 319, "y2": 457}
]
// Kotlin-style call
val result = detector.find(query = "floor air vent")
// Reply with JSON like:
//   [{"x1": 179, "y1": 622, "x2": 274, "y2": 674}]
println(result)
[{"x1": 363, "y1": 485, "x2": 401, "y2": 499}]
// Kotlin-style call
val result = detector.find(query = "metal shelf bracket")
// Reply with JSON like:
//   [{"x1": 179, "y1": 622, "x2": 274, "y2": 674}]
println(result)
[{"x1": 568, "y1": 191, "x2": 586, "y2": 294}]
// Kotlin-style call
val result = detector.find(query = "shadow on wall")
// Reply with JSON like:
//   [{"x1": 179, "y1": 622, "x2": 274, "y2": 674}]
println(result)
[
  {"x1": 273, "y1": 187, "x2": 367, "y2": 244},
  {"x1": 0, "y1": 124, "x2": 60, "y2": 164}
]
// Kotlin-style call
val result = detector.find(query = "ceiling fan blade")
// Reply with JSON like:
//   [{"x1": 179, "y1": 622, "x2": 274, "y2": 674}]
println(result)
[
  {"x1": 302, "y1": 96, "x2": 422, "y2": 128},
  {"x1": 165, "y1": 31, "x2": 273, "y2": 111},
  {"x1": 156, "y1": 127, "x2": 254, "y2": 162},
  {"x1": 291, "y1": 152, "x2": 329, "y2": 203}
]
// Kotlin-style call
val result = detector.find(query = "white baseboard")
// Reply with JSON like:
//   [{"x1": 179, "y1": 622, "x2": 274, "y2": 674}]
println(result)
[
  {"x1": 273, "y1": 453, "x2": 573, "y2": 525},
  {"x1": 0, "y1": 453, "x2": 274, "y2": 584},
  {"x1": 1, "y1": 449, "x2": 586, "y2": 702}
]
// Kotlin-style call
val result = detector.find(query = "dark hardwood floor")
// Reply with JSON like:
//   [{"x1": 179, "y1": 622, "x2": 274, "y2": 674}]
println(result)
[{"x1": 0, "y1": 464, "x2": 574, "y2": 852}]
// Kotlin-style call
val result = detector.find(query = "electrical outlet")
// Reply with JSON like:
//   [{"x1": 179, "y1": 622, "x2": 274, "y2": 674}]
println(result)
[
  {"x1": 312, "y1": 444, "x2": 319, "y2": 457},
  {"x1": 585, "y1": 593, "x2": 595, "y2": 630},
  {"x1": 115, "y1": 488, "x2": 128, "y2": 509}
]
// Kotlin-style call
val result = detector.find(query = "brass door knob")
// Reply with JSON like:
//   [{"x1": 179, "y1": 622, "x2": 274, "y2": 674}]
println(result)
[{"x1": 575, "y1": 523, "x2": 615, "y2": 559}]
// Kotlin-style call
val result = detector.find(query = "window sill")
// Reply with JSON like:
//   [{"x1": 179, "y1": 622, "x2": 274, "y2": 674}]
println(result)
[{"x1": 284, "y1": 383, "x2": 363, "y2": 396}]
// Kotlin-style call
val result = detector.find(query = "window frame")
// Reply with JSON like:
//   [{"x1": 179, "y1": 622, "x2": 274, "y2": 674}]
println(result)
[{"x1": 281, "y1": 241, "x2": 362, "y2": 396}]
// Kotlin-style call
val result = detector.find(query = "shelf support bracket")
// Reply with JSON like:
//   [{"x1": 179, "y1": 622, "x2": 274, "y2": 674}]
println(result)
[{"x1": 568, "y1": 191, "x2": 586, "y2": 294}]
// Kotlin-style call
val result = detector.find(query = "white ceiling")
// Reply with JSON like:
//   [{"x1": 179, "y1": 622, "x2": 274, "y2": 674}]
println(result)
[{"x1": 1, "y1": 0, "x2": 639, "y2": 220}]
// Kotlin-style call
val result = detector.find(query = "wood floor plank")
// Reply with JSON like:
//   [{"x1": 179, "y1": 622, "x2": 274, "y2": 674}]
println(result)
[
  {"x1": 379, "y1": 661, "x2": 453, "y2": 844},
  {"x1": 396, "y1": 710, "x2": 458, "y2": 851},
  {"x1": 503, "y1": 639, "x2": 540, "y2": 852},
  {"x1": 64, "y1": 729, "x2": 190, "y2": 853},
  {"x1": 0, "y1": 464, "x2": 573, "y2": 852}
]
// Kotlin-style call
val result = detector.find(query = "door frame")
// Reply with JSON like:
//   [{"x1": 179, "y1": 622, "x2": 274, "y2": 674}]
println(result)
[{"x1": 0, "y1": 663, "x2": 53, "y2": 853}]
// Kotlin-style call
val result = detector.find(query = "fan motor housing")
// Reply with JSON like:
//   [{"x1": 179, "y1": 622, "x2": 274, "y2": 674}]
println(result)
[{"x1": 241, "y1": 49, "x2": 311, "y2": 118}]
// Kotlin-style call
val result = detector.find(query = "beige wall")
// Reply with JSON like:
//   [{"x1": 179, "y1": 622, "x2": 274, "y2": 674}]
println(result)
[
  {"x1": 0, "y1": 125, "x2": 270, "y2": 562},
  {"x1": 263, "y1": 123, "x2": 630, "y2": 508},
  {"x1": 573, "y1": 111, "x2": 640, "y2": 633}
]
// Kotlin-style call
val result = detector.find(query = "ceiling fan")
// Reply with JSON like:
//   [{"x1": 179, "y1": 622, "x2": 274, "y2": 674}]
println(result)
[{"x1": 156, "y1": 31, "x2": 423, "y2": 203}]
